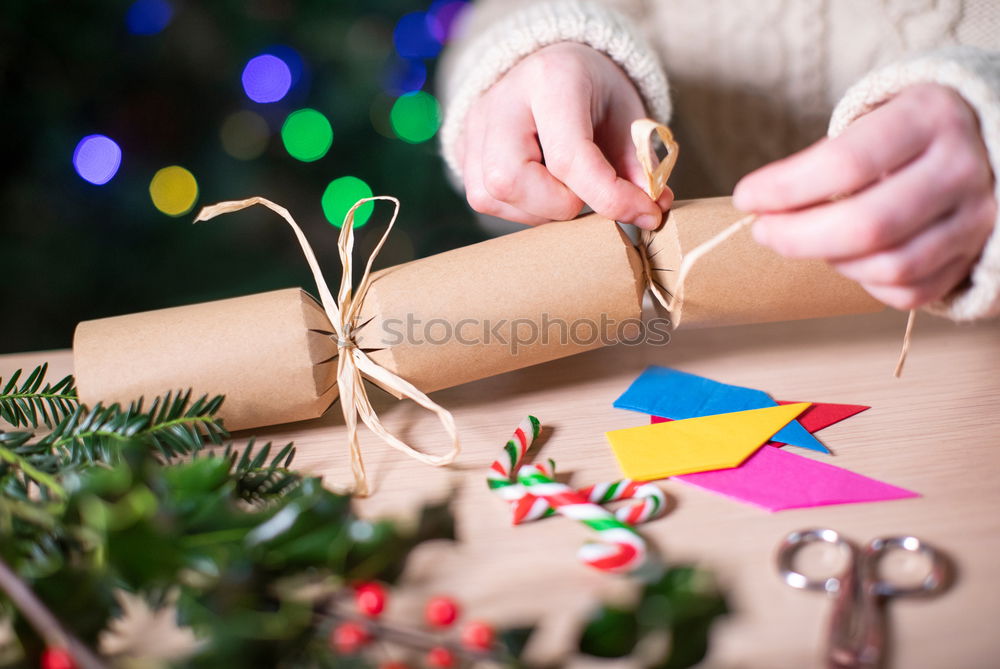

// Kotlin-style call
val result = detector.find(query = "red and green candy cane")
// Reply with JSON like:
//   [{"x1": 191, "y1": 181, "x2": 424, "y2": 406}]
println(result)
[
  {"x1": 512, "y1": 479, "x2": 666, "y2": 526},
  {"x1": 516, "y1": 464, "x2": 648, "y2": 573}
]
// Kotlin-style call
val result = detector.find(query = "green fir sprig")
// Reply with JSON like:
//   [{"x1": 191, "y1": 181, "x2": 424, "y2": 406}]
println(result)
[{"x1": 0, "y1": 364, "x2": 77, "y2": 429}]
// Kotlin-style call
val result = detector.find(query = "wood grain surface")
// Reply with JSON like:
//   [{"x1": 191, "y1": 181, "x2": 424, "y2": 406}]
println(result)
[{"x1": 3, "y1": 308, "x2": 998, "y2": 668}]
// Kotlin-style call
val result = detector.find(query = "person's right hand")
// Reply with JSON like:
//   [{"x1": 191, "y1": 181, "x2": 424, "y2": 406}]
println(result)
[{"x1": 458, "y1": 42, "x2": 671, "y2": 229}]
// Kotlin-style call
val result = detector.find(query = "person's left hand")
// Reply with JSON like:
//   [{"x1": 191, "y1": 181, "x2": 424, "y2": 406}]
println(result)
[{"x1": 733, "y1": 83, "x2": 996, "y2": 310}]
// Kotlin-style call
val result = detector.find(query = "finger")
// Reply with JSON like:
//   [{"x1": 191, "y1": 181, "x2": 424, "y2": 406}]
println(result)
[
  {"x1": 602, "y1": 104, "x2": 676, "y2": 214},
  {"x1": 480, "y1": 101, "x2": 585, "y2": 221},
  {"x1": 532, "y1": 93, "x2": 662, "y2": 230},
  {"x1": 734, "y1": 94, "x2": 934, "y2": 212},
  {"x1": 751, "y1": 140, "x2": 970, "y2": 260},
  {"x1": 861, "y1": 254, "x2": 977, "y2": 310},
  {"x1": 832, "y1": 193, "x2": 996, "y2": 287},
  {"x1": 463, "y1": 106, "x2": 548, "y2": 226}
]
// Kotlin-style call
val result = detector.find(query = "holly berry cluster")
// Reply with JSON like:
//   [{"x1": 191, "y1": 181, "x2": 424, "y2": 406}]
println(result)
[{"x1": 330, "y1": 582, "x2": 497, "y2": 668}]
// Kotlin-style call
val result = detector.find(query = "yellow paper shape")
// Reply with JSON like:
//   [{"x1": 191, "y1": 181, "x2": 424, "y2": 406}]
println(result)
[{"x1": 606, "y1": 403, "x2": 811, "y2": 481}]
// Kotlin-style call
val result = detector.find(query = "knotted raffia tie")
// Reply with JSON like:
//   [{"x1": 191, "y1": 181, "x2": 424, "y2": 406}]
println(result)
[
  {"x1": 195, "y1": 196, "x2": 460, "y2": 496},
  {"x1": 628, "y1": 119, "x2": 914, "y2": 377}
]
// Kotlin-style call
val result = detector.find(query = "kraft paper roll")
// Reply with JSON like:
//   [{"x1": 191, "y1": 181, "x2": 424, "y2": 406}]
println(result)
[
  {"x1": 356, "y1": 214, "x2": 644, "y2": 394},
  {"x1": 72, "y1": 199, "x2": 882, "y2": 433},
  {"x1": 73, "y1": 288, "x2": 338, "y2": 431},
  {"x1": 647, "y1": 197, "x2": 884, "y2": 328}
]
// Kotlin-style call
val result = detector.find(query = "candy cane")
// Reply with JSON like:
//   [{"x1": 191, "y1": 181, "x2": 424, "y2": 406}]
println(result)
[
  {"x1": 486, "y1": 415, "x2": 540, "y2": 502},
  {"x1": 516, "y1": 464, "x2": 647, "y2": 573},
  {"x1": 512, "y1": 479, "x2": 667, "y2": 526}
]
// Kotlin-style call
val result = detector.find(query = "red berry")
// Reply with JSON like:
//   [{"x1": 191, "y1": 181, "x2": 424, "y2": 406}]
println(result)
[
  {"x1": 354, "y1": 582, "x2": 387, "y2": 617},
  {"x1": 330, "y1": 621, "x2": 371, "y2": 654},
  {"x1": 380, "y1": 662, "x2": 409, "y2": 669},
  {"x1": 425, "y1": 596, "x2": 459, "y2": 627},
  {"x1": 40, "y1": 648, "x2": 76, "y2": 669},
  {"x1": 461, "y1": 621, "x2": 495, "y2": 650},
  {"x1": 426, "y1": 646, "x2": 456, "y2": 668}
]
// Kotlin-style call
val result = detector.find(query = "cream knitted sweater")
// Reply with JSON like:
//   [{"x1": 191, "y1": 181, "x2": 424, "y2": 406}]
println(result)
[{"x1": 438, "y1": 0, "x2": 1000, "y2": 322}]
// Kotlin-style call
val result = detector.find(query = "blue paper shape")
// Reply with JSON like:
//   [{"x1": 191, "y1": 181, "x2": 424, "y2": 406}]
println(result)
[{"x1": 613, "y1": 367, "x2": 829, "y2": 453}]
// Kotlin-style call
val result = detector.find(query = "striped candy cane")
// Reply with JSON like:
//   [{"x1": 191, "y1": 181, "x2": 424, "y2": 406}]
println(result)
[
  {"x1": 486, "y1": 415, "x2": 541, "y2": 502},
  {"x1": 512, "y1": 479, "x2": 667, "y2": 526},
  {"x1": 516, "y1": 464, "x2": 647, "y2": 573}
]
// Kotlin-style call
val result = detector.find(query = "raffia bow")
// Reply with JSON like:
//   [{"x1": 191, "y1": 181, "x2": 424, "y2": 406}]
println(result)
[
  {"x1": 628, "y1": 118, "x2": 914, "y2": 376},
  {"x1": 195, "y1": 196, "x2": 460, "y2": 496}
]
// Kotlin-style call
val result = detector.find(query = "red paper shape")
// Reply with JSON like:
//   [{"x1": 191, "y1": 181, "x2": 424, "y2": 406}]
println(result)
[{"x1": 651, "y1": 400, "x2": 869, "y2": 449}]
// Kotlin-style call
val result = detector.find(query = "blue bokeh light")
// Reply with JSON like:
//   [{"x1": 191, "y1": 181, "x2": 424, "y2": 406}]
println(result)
[
  {"x1": 73, "y1": 135, "x2": 122, "y2": 185},
  {"x1": 393, "y1": 12, "x2": 441, "y2": 59},
  {"x1": 241, "y1": 54, "x2": 293, "y2": 104},
  {"x1": 126, "y1": 0, "x2": 173, "y2": 35},
  {"x1": 386, "y1": 58, "x2": 427, "y2": 94}
]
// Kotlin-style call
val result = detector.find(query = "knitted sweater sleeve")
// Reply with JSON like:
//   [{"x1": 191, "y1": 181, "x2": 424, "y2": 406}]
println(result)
[
  {"x1": 829, "y1": 46, "x2": 1000, "y2": 322},
  {"x1": 437, "y1": 0, "x2": 671, "y2": 179}
]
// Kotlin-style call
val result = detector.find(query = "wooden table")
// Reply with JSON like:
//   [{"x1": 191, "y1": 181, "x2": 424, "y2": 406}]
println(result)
[{"x1": 3, "y1": 309, "x2": 999, "y2": 668}]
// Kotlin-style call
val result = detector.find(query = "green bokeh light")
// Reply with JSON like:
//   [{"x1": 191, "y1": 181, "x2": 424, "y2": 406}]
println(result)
[
  {"x1": 390, "y1": 91, "x2": 441, "y2": 144},
  {"x1": 281, "y1": 108, "x2": 333, "y2": 162},
  {"x1": 322, "y1": 176, "x2": 373, "y2": 228}
]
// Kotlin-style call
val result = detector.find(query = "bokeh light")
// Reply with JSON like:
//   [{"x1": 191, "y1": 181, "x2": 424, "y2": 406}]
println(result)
[
  {"x1": 263, "y1": 44, "x2": 305, "y2": 88},
  {"x1": 126, "y1": 0, "x2": 173, "y2": 35},
  {"x1": 385, "y1": 58, "x2": 426, "y2": 94},
  {"x1": 149, "y1": 166, "x2": 198, "y2": 216},
  {"x1": 322, "y1": 176, "x2": 373, "y2": 228},
  {"x1": 390, "y1": 91, "x2": 441, "y2": 143},
  {"x1": 220, "y1": 110, "x2": 270, "y2": 160},
  {"x1": 281, "y1": 108, "x2": 333, "y2": 162},
  {"x1": 72, "y1": 135, "x2": 122, "y2": 185},
  {"x1": 427, "y1": 0, "x2": 469, "y2": 43},
  {"x1": 393, "y1": 12, "x2": 441, "y2": 59},
  {"x1": 241, "y1": 54, "x2": 292, "y2": 103}
]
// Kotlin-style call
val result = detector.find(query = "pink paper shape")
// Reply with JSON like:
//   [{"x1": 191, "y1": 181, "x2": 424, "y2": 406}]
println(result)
[{"x1": 674, "y1": 445, "x2": 919, "y2": 512}]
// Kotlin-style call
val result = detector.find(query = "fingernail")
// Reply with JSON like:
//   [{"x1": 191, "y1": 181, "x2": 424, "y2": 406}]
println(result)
[
  {"x1": 636, "y1": 213, "x2": 660, "y2": 230},
  {"x1": 751, "y1": 221, "x2": 768, "y2": 245}
]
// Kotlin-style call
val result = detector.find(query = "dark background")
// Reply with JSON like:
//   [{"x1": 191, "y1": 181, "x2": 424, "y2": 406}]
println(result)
[{"x1": 0, "y1": 0, "x2": 482, "y2": 353}]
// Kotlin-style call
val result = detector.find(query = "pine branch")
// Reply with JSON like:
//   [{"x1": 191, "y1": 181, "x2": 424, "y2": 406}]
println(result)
[
  {"x1": 32, "y1": 391, "x2": 228, "y2": 466},
  {"x1": 127, "y1": 391, "x2": 228, "y2": 460},
  {"x1": 223, "y1": 439, "x2": 301, "y2": 502},
  {"x1": 0, "y1": 364, "x2": 78, "y2": 429},
  {"x1": 0, "y1": 432, "x2": 66, "y2": 499}
]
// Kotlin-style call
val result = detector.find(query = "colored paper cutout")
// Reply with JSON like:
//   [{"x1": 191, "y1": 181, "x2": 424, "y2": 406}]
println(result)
[
  {"x1": 676, "y1": 445, "x2": 919, "y2": 512},
  {"x1": 615, "y1": 367, "x2": 828, "y2": 453},
  {"x1": 652, "y1": 401, "x2": 871, "y2": 448},
  {"x1": 775, "y1": 401, "x2": 870, "y2": 434},
  {"x1": 606, "y1": 403, "x2": 810, "y2": 481}
]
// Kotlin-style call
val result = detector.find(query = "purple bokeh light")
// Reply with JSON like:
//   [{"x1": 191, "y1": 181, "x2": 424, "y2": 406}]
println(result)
[
  {"x1": 241, "y1": 54, "x2": 292, "y2": 103},
  {"x1": 73, "y1": 135, "x2": 122, "y2": 185},
  {"x1": 393, "y1": 12, "x2": 441, "y2": 59},
  {"x1": 126, "y1": 0, "x2": 173, "y2": 35},
  {"x1": 263, "y1": 44, "x2": 305, "y2": 88},
  {"x1": 427, "y1": 0, "x2": 469, "y2": 43}
]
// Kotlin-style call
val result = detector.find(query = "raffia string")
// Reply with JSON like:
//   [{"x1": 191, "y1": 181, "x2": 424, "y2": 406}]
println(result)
[
  {"x1": 195, "y1": 196, "x2": 460, "y2": 496},
  {"x1": 630, "y1": 119, "x2": 757, "y2": 327},
  {"x1": 629, "y1": 118, "x2": 914, "y2": 376}
]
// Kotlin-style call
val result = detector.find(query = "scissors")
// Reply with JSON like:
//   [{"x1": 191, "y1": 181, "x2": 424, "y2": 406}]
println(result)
[{"x1": 776, "y1": 528, "x2": 950, "y2": 669}]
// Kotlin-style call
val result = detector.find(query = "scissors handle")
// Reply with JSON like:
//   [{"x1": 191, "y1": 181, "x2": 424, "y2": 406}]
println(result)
[
  {"x1": 827, "y1": 563, "x2": 885, "y2": 669},
  {"x1": 778, "y1": 530, "x2": 950, "y2": 669}
]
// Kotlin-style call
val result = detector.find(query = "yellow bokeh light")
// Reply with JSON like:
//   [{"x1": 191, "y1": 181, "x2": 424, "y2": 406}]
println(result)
[{"x1": 150, "y1": 166, "x2": 198, "y2": 216}]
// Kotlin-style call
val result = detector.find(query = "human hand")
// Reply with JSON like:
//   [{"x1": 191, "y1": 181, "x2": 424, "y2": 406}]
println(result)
[
  {"x1": 458, "y1": 42, "x2": 671, "y2": 229},
  {"x1": 733, "y1": 83, "x2": 996, "y2": 310}
]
